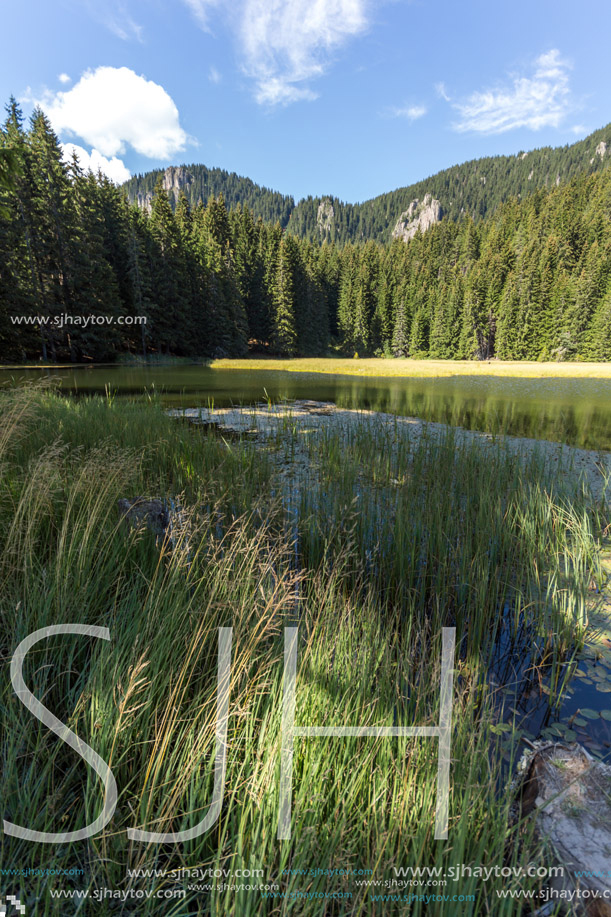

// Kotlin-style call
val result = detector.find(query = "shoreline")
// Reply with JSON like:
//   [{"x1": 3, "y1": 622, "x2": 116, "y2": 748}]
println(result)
[
  {"x1": 211, "y1": 357, "x2": 611, "y2": 379},
  {"x1": 3, "y1": 357, "x2": 611, "y2": 380}
]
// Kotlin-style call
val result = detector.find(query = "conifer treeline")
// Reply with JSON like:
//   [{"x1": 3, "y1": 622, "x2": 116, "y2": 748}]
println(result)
[
  {"x1": 336, "y1": 170, "x2": 611, "y2": 361},
  {"x1": 0, "y1": 101, "x2": 335, "y2": 362},
  {"x1": 124, "y1": 124, "x2": 611, "y2": 245},
  {"x1": 286, "y1": 123, "x2": 611, "y2": 244},
  {"x1": 1, "y1": 99, "x2": 611, "y2": 363},
  {"x1": 124, "y1": 164, "x2": 295, "y2": 228}
]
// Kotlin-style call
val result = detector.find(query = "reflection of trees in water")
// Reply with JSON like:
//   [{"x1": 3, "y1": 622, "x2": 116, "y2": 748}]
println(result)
[
  {"x1": 333, "y1": 379, "x2": 610, "y2": 450},
  {"x1": 4, "y1": 367, "x2": 610, "y2": 450}
]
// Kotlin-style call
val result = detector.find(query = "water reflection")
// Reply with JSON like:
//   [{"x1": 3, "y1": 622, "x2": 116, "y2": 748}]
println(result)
[{"x1": 2, "y1": 364, "x2": 611, "y2": 450}]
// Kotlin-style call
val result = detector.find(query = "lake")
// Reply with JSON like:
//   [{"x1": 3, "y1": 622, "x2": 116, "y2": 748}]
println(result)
[{"x1": 2, "y1": 363, "x2": 611, "y2": 450}]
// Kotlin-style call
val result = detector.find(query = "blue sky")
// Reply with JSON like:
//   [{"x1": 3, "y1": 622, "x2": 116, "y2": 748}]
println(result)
[{"x1": 2, "y1": 0, "x2": 610, "y2": 202}]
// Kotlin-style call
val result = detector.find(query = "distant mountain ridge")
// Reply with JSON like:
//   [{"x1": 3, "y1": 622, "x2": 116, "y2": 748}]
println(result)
[
  {"x1": 123, "y1": 123, "x2": 611, "y2": 243},
  {"x1": 123, "y1": 163, "x2": 295, "y2": 227}
]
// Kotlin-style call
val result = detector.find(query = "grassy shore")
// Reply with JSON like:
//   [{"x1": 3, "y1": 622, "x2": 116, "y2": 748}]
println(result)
[
  {"x1": 3, "y1": 357, "x2": 611, "y2": 380},
  {"x1": 212, "y1": 356, "x2": 611, "y2": 379},
  {"x1": 0, "y1": 386, "x2": 607, "y2": 915}
]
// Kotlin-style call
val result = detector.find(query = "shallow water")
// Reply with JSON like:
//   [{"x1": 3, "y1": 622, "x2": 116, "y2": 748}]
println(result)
[
  {"x1": 5, "y1": 362, "x2": 611, "y2": 757},
  {"x1": 488, "y1": 599, "x2": 611, "y2": 761},
  {"x1": 3, "y1": 363, "x2": 611, "y2": 450}
]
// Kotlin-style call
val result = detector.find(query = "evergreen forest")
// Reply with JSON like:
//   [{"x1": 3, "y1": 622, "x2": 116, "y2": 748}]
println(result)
[
  {"x1": 125, "y1": 124, "x2": 611, "y2": 243},
  {"x1": 1, "y1": 98, "x2": 611, "y2": 363}
]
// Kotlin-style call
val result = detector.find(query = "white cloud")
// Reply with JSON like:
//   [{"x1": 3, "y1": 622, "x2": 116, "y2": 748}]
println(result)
[
  {"x1": 107, "y1": 14, "x2": 143, "y2": 42},
  {"x1": 58, "y1": 73, "x2": 72, "y2": 85},
  {"x1": 209, "y1": 65, "x2": 222, "y2": 84},
  {"x1": 39, "y1": 66, "x2": 189, "y2": 159},
  {"x1": 435, "y1": 81, "x2": 450, "y2": 102},
  {"x1": 451, "y1": 50, "x2": 573, "y2": 134},
  {"x1": 253, "y1": 77, "x2": 317, "y2": 106},
  {"x1": 62, "y1": 142, "x2": 131, "y2": 183},
  {"x1": 391, "y1": 104, "x2": 427, "y2": 121},
  {"x1": 184, "y1": 0, "x2": 372, "y2": 105},
  {"x1": 244, "y1": 0, "x2": 370, "y2": 105},
  {"x1": 182, "y1": 0, "x2": 221, "y2": 31},
  {"x1": 81, "y1": 0, "x2": 144, "y2": 41}
]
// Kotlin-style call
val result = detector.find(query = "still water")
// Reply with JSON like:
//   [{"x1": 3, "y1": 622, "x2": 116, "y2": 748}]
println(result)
[{"x1": 2, "y1": 363, "x2": 611, "y2": 450}]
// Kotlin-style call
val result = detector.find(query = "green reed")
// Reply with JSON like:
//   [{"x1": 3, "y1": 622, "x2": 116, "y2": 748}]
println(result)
[{"x1": 0, "y1": 387, "x2": 606, "y2": 915}]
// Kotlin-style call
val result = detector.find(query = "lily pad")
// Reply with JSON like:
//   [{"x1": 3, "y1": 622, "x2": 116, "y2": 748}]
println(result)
[{"x1": 571, "y1": 717, "x2": 588, "y2": 727}]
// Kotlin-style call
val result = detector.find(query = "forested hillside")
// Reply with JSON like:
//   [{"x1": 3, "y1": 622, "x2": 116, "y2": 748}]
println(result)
[
  {"x1": 1, "y1": 98, "x2": 611, "y2": 364},
  {"x1": 287, "y1": 124, "x2": 611, "y2": 243},
  {"x1": 124, "y1": 164, "x2": 295, "y2": 227},
  {"x1": 124, "y1": 124, "x2": 611, "y2": 244}
]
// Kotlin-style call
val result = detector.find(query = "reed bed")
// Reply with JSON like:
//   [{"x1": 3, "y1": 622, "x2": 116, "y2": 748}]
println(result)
[{"x1": 0, "y1": 386, "x2": 606, "y2": 915}]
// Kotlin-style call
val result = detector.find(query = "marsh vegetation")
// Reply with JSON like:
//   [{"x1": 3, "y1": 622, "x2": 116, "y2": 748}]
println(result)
[{"x1": 0, "y1": 385, "x2": 609, "y2": 914}]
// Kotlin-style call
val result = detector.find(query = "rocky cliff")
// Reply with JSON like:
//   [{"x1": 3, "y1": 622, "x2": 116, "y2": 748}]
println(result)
[
  {"x1": 317, "y1": 198, "x2": 334, "y2": 236},
  {"x1": 136, "y1": 166, "x2": 194, "y2": 212},
  {"x1": 591, "y1": 140, "x2": 607, "y2": 164},
  {"x1": 391, "y1": 193, "x2": 442, "y2": 242}
]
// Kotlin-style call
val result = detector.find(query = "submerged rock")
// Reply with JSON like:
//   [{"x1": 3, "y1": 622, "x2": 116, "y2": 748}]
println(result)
[
  {"x1": 118, "y1": 497, "x2": 192, "y2": 567},
  {"x1": 118, "y1": 498, "x2": 170, "y2": 540}
]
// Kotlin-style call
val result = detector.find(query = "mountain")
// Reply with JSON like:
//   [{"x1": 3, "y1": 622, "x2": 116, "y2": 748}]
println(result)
[
  {"x1": 123, "y1": 163, "x2": 295, "y2": 226},
  {"x1": 123, "y1": 124, "x2": 611, "y2": 244},
  {"x1": 3, "y1": 98, "x2": 611, "y2": 365}
]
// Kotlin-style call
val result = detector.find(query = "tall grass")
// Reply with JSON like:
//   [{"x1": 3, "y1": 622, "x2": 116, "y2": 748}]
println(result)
[
  {"x1": 0, "y1": 386, "x2": 606, "y2": 915},
  {"x1": 210, "y1": 356, "x2": 611, "y2": 379}
]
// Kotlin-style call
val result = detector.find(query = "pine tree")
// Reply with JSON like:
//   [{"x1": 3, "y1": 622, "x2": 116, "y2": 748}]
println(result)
[
  {"x1": 337, "y1": 248, "x2": 357, "y2": 352},
  {"x1": 148, "y1": 177, "x2": 189, "y2": 353},
  {"x1": 68, "y1": 164, "x2": 123, "y2": 360},
  {"x1": 0, "y1": 100, "x2": 37, "y2": 358},
  {"x1": 270, "y1": 235, "x2": 298, "y2": 356},
  {"x1": 232, "y1": 206, "x2": 267, "y2": 347},
  {"x1": 27, "y1": 107, "x2": 78, "y2": 359},
  {"x1": 391, "y1": 299, "x2": 410, "y2": 356},
  {"x1": 409, "y1": 307, "x2": 428, "y2": 357}
]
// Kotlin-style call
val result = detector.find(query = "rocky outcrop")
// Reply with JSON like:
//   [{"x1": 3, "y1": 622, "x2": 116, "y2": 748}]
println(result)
[
  {"x1": 517, "y1": 742, "x2": 611, "y2": 915},
  {"x1": 590, "y1": 141, "x2": 607, "y2": 165},
  {"x1": 162, "y1": 166, "x2": 194, "y2": 202},
  {"x1": 118, "y1": 496, "x2": 192, "y2": 562},
  {"x1": 118, "y1": 498, "x2": 170, "y2": 539},
  {"x1": 317, "y1": 198, "x2": 334, "y2": 235},
  {"x1": 136, "y1": 190, "x2": 153, "y2": 212},
  {"x1": 392, "y1": 193, "x2": 442, "y2": 242},
  {"x1": 136, "y1": 166, "x2": 194, "y2": 213}
]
